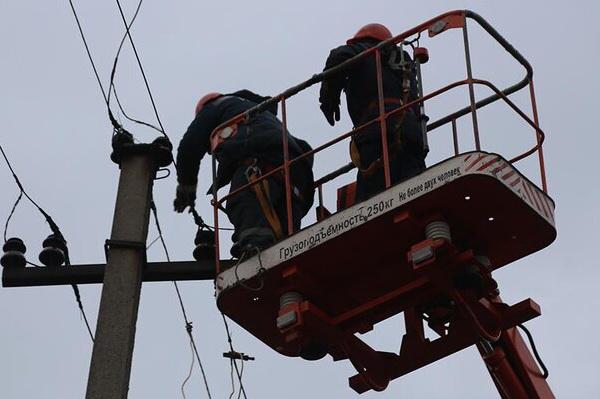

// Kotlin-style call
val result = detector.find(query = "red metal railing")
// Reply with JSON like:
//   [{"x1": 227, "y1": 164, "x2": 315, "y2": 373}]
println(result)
[{"x1": 210, "y1": 10, "x2": 548, "y2": 272}]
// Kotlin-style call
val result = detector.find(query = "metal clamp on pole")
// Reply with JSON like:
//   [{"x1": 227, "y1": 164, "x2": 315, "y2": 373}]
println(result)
[{"x1": 103, "y1": 239, "x2": 147, "y2": 268}]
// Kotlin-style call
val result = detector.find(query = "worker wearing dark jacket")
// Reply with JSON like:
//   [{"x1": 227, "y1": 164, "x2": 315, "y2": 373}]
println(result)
[
  {"x1": 319, "y1": 23, "x2": 427, "y2": 201},
  {"x1": 174, "y1": 90, "x2": 314, "y2": 257}
]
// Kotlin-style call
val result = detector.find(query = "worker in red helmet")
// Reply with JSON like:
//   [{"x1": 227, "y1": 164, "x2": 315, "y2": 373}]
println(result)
[
  {"x1": 174, "y1": 89, "x2": 314, "y2": 258},
  {"x1": 319, "y1": 23, "x2": 427, "y2": 201}
]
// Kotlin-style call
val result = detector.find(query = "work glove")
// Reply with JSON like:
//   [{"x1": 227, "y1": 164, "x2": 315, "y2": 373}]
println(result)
[
  {"x1": 320, "y1": 102, "x2": 340, "y2": 126},
  {"x1": 173, "y1": 184, "x2": 197, "y2": 213}
]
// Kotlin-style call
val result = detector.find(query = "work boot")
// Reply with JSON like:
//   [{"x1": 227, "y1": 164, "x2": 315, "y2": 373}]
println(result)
[
  {"x1": 230, "y1": 228, "x2": 275, "y2": 259},
  {"x1": 230, "y1": 242, "x2": 242, "y2": 259}
]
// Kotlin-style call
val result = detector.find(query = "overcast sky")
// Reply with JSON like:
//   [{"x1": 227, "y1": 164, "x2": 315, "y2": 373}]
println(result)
[{"x1": 1, "y1": 1, "x2": 599, "y2": 398}]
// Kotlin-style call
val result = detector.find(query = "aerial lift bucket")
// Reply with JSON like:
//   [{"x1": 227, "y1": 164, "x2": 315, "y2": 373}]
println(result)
[
  {"x1": 211, "y1": 9, "x2": 555, "y2": 398},
  {"x1": 216, "y1": 151, "x2": 555, "y2": 394}
]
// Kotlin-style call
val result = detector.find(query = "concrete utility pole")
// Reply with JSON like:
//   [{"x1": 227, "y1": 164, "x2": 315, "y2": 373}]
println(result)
[
  {"x1": 85, "y1": 134, "x2": 171, "y2": 399},
  {"x1": 1, "y1": 133, "x2": 233, "y2": 397}
]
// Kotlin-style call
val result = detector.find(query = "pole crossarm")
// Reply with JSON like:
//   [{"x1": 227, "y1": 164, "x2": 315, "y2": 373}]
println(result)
[{"x1": 2, "y1": 259, "x2": 231, "y2": 288}]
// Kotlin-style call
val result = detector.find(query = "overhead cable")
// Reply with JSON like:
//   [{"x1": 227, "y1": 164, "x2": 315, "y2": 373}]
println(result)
[
  {"x1": 67, "y1": 0, "x2": 110, "y2": 105},
  {"x1": 107, "y1": 0, "x2": 164, "y2": 135},
  {"x1": 113, "y1": 0, "x2": 167, "y2": 137},
  {"x1": 149, "y1": 199, "x2": 213, "y2": 399},
  {"x1": 1, "y1": 143, "x2": 95, "y2": 342},
  {"x1": 221, "y1": 314, "x2": 249, "y2": 399}
]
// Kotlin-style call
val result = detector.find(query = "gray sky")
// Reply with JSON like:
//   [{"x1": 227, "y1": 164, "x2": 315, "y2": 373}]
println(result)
[{"x1": 1, "y1": 0, "x2": 599, "y2": 397}]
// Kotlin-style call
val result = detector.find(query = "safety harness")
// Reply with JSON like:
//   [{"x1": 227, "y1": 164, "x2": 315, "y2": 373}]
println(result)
[
  {"x1": 349, "y1": 44, "x2": 413, "y2": 177},
  {"x1": 243, "y1": 159, "x2": 285, "y2": 240}
]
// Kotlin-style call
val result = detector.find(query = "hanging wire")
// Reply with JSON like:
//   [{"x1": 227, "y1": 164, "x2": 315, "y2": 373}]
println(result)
[
  {"x1": 146, "y1": 235, "x2": 160, "y2": 250},
  {"x1": 180, "y1": 338, "x2": 196, "y2": 399},
  {"x1": 149, "y1": 199, "x2": 213, "y2": 399},
  {"x1": 236, "y1": 358, "x2": 245, "y2": 399},
  {"x1": 233, "y1": 247, "x2": 266, "y2": 292},
  {"x1": 106, "y1": 0, "x2": 163, "y2": 135},
  {"x1": 108, "y1": 0, "x2": 180, "y2": 182},
  {"x1": 113, "y1": 0, "x2": 168, "y2": 138},
  {"x1": 1, "y1": 144, "x2": 57, "y2": 227},
  {"x1": 190, "y1": 207, "x2": 235, "y2": 232},
  {"x1": 26, "y1": 260, "x2": 43, "y2": 268},
  {"x1": 1, "y1": 143, "x2": 95, "y2": 342},
  {"x1": 221, "y1": 314, "x2": 248, "y2": 399},
  {"x1": 517, "y1": 323, "x2": 549, "y2": 379},
  {"x1": 3, "y1": 191, "x2": 23, "y2": 242},
  {"x1": 67, "y1": 0, "x2": 109, "y2": 105},
  {"x1": 66, "y1": 0, "x2": 127, "y2": 137},
  {"x1": 228, "y1": 357, "x2": 236, "y2": 399},
  {"x1": 68, "y1": 264, "x2": 96, "y2": 343}
]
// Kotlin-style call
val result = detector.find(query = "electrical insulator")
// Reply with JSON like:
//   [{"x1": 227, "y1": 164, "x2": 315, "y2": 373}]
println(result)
[
  {"x1": 151, "y1": 136, "x2": 174, "y2": 167},
  {"x1": 1, "y1": 237, "x2": 27, "y2": 268},
  {"x1": 277, "y1": 292, "x2": 328, "y2": 361},
  {"x1": 425, "y1": 220, "x2": 451, "y2": 242},
  {"x1": 414, "y1": 47, "x2": 429, "y2": 64},
  {"x1": 38, "y1": 234, "x2": 67, "y2": 267},
  {"x1": 192, "y1": 229, "x2": 216, "y2": 261}
]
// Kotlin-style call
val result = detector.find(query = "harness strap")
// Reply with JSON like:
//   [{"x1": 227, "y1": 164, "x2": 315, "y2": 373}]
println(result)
[
  {"x1": 244, "y1": 162, "x2": 284, "y2": 240},
  {"x1": 350, "y1": 96, "x2": 409, "y2": 178},
  {"x1": 351, "y1": 46, "x2": 413, "y2": 178}
]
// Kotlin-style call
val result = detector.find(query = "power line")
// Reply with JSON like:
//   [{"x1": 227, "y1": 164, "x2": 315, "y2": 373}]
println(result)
[
  {"x1": 221, "y1": 314, "x2": 249, "y2": 399},
  {"x1": 68, "y1": 271, "x2": 96, "y2": 342},
  {"x1": 237, "y1": 357, "x2": 246, "y2": 399},
  {"x1": 67, "y1": 0, "x2": 109, "y2": 105},
  {"x1": 113, "y1": 0, "x2": 167, "y2": 138},
  {"x1": 107, "y1": 0, "x2": 163, "y2": 135},
  {"x1": 149, "y1": 199, "x2": 213, "y2": 399},
  {"x1": 181, "y1": 338, "x2": 195, "y2": 399},
  {"x1": 67, "y1": 0, "x2": 128, "y2": 137},
  {"x1": 228, "y1": 357, "x2": 236, "y2": 399},
  {"x1": 1, "y1": 144, "x2": 55, "y2": 224},
  {"x1": 4, "y1": 191, "x2": 23, "y2": 243},
  {"x1": 1, "y1": 143, "x2": 95, "y2": 342},
  {"x1": 68, "y1": 0, "x2": 172, "y2": 147}
]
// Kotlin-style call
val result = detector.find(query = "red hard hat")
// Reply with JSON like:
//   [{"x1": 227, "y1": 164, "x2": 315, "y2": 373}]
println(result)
[
  {"x1": 195, "y1": 92, "x2": 222, "y2": 115},
  {"x1": 347, "y1": 23, "x2": 393, "y2": 44}
]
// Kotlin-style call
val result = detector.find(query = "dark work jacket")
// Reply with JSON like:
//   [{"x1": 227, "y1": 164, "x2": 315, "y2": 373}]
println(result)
[
  {"x1": 176, "y1": 95, "x2": 315, "y2": 212},
  {"x1": 319, "y1": 39, "x2": 421, "y2": 127}
]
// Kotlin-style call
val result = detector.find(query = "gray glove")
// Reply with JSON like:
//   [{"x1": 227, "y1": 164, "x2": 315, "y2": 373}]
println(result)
[{"x1": 173, "y1": 184, "x2": 197, "y2": 213}]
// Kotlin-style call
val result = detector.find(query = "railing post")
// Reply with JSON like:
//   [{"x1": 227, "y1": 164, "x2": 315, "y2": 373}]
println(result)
[
  {"x1": 528, "y1": 79, "x2": 548, "y2": 193},
  {"x1": 374, "y1": 49, "x2": 392, "y2": 188},
  {"x1": 318, "y1": 185, "x2": 325, "y2": 220},
  {"x1": 415, "y1": 55, "x2": 430, "y2": 154},
  {"x1": 452, "y1": 119, "x2": 459, "y2": 155},
  {"x1": 462, "y1": 18, "x2": 481, "y2": 150},
  {"x1": 280, "y1": 97, "x2": 294, "y2": 236},
  {"x1": 211, "y1": 153, "x2": 221, "y2": 274}
]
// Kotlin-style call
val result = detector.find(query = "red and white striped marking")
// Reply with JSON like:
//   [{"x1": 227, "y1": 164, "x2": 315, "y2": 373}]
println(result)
[{"x1": 463, "y1": 153, "x2": 554, "y2": 223}]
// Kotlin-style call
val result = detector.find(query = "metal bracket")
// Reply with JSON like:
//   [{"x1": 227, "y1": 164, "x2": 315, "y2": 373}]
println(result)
[{"x1": 104, "y1": 239, "x2": 147, "y2": 266}]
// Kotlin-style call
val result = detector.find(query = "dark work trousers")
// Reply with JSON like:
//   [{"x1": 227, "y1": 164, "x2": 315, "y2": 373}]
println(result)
[
  {"x1": 225, "y1": 166, "x2": 304, "y2": 247},
  {"x1": 354, "y1": 110, "x2": 426, "y2": 202}
]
